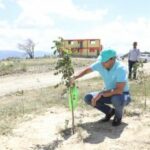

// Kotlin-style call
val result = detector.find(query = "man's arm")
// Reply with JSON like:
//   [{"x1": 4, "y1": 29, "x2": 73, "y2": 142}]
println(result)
[
  {"x1": 91, "y1": 82, "x2": 126, "y2": 107},
  {"x1": 70, "y1": 67, "x2": 93, "y2": 85},
  {"x1": 73, "y1": 67, "x2": 93, "y2": 80},
  {"x1": 102, "y1": 82, "x2": 126, "y2": 97}
]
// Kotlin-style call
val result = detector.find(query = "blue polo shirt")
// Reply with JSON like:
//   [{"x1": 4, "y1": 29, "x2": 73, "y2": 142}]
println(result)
[{"x1": 90, "y1": 60, "x2": 129, "y2": 92}]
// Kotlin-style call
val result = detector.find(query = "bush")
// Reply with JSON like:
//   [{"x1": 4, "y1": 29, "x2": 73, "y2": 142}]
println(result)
[{"x1": 0, "y1": 60, "x2": 27, "y2": 76}]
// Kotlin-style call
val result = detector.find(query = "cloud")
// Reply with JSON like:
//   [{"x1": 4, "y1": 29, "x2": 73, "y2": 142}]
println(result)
[
  {"x1": 16, "y1": 0, "x2": 108, "y2": 21},
  {"x1": 0, "y1": 0, "x2": 5, "y2": 9},
  {"x1": 85, "y1": 17, "x2": 150, "y2": 54},
  {"x1": 1, "y1": 0, "x2": 150, "y2": 54},
  {"x1": 0, "y1": 0, "x2": 108, "y2": 50}
]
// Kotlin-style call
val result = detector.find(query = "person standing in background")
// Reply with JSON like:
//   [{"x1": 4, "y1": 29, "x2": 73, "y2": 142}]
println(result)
[{"x1": 128, "y1": 42, "x2": 140, "y2": 79}]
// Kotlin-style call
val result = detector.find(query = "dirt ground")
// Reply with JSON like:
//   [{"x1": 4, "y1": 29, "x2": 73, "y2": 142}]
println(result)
[
  {"x1": 0, "y1": 69, "x2": 99, "y2": 97},
  {"x1": 0, "y1": 107, "x2": 149, "y2": 150},
  {"x1": 0, "y1": 61, "x2": 150, "y2": 97},
  {"x1": 0, "y1": 61, "x2": 150, "y2": 150}
]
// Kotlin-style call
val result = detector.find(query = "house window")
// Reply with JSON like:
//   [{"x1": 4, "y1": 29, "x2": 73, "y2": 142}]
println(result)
[
  {"x1": 68, "y1": 41, "x2": 74, "y2": 45},
  {"x1": 90, "y1": 40, "x2": 96, "y2": 45},
  {"x1": 79, "y1": 41, "x2": 83, "y2": 48},
  {"x1": 71, "y1": 41, "x2": 74, "y2": 45}
]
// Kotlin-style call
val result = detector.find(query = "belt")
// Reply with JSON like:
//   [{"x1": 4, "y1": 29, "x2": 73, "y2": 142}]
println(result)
[{"x1": 123, "y1": 91, "x2": 130, "y2": 94}]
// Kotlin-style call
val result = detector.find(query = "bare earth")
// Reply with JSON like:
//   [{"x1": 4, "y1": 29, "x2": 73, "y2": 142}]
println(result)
[
  {"x1": 0, "y1": 61, "x2": 150, "y2": 97},
  {"x1": 0, "y1": 61, "x2": 150, "y2": 150},
  {"x1": 0, "y1": 107, "x2": 149, "y2": 150},
  {"x1": 0, "y1": 69, "x2": 99, "y2": 97}
]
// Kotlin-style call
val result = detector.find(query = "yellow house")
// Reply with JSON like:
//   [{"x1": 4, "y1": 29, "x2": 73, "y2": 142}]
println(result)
[{"x1": 63, "y1": 39, "x2": 102, "y2": 57}]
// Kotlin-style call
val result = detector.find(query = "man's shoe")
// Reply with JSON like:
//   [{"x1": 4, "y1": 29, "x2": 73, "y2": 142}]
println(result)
[
  {"x1": 112, "y1": 116, "x2": 122, "y2": 126},
  {"x1": 101, "y1": 109, "x2": 115, "y2": 122}
]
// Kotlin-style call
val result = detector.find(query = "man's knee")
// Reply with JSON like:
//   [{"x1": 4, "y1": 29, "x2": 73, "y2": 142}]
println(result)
[
  {"x1": 111, "y1": 95, "x2": 122, "y2": 107},
  {"x1": 84, "y1": 94, "x2": 93, "y2": 105}
]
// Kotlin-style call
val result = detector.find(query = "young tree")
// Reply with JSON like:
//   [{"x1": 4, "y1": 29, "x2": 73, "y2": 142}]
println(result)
[
  {"x1": 18, "y1": 39, "x2": 35, "y2": 59},
  {"x1": 134, "y1": 62, "x2": 147, "y2": 109},
  {"x1": 53, "y1": 37, "x2": 78, "y2": 134},
  {"x1": 51, "y1": 37, "x2": 64, "y2": 57}
]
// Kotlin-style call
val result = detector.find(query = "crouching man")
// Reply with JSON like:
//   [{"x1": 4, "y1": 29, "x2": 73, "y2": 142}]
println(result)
[{"x1": 71, "y1": 49, "x2": 131, "y2": 126}]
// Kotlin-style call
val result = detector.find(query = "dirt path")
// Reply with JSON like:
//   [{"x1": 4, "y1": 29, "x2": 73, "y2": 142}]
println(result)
[
  {"x1": 1, "y1": 61, "x2": 150, "y2": 97},
  {"x1": 0, "y1": 107, "x2": 149, "y2": 150},
  {"x1": 0, "y1": 70, "x2": 99, "y2": 97}
]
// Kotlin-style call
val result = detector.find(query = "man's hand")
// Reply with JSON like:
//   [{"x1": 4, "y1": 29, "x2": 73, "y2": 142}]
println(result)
[
  {"x1": 91, "y1": 93, "x2": 102, "y2": 107},
  {"x1": 70, "y1": 76, "x2": 76, "y2": 86},
  {"x1": 69, "y1": 67, "x2": 92, "y2": 86}
]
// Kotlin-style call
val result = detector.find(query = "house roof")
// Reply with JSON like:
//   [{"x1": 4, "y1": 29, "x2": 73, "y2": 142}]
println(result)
[{"x1": 64, "y1": 39, "x2": 100, "y2": 41}]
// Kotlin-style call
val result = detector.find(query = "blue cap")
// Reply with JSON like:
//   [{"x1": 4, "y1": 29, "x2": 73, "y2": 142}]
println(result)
[{"x1": 97, "y1": 49, "x2": 117, "y2": 63}]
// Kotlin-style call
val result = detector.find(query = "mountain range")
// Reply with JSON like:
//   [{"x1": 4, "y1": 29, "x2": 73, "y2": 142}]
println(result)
[{"x1": 0, "y1": 50, "x2": 52, "y2": 60}]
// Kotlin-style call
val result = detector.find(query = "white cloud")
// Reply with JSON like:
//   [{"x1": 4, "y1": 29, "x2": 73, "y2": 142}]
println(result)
[
  {"x1": 85, "y1": 17, "x2": 150, "y2": 54},
  {"x1": 0, "y1": 22, "x2": 66, "y2": 50},
  {"x1": 16, "y1": 0, "x2": 108, "y2": 21},
  {"x1": 0, "y1": 0, "x2": 5, "y2": 9},
  {"x1": 14, "y1": 0, "x2": 54, "y2": 28},
  {"x1": 0, "y1": 0, "x2": 108, "y2": 50},
  {"x1": 1, "y1": 0, "x2": 150, "y2": 54},
  {"x1": 15, "y1": 15, "x2": 54, "y2": 29}
]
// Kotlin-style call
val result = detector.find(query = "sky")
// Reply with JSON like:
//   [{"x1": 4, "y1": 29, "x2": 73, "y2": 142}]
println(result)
[{"x1": 0, "y1": 0, "x2": 150, "y2": 54}]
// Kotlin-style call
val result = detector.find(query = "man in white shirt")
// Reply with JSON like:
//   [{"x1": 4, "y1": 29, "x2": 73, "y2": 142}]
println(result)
[{"x1": 128, "y1": 42, "x2": 140, "y2": 79}]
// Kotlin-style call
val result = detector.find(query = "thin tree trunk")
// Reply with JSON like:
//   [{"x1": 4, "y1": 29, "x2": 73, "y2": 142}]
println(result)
[{"x1": 70, "y1": 87, "x2": 75, "y2": 134}]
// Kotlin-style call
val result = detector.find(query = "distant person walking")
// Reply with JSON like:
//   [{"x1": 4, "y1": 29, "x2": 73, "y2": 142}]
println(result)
[{"x1": 128, "y1": 42, "x2": 140, "y2": 79}]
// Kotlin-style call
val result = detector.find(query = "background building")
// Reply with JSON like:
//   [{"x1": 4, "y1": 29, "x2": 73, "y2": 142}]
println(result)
[{"x1": 63, "y1": 39, "x2": 102, "y2": 57}]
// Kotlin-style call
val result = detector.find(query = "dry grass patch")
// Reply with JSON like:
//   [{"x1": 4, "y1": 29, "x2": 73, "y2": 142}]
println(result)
[
  {"x1": 0, "y1": 76, "x2": 150, "y2": 135},
  {"x1": 0, "y1": 57, "x2": 96, "y2": 76}
]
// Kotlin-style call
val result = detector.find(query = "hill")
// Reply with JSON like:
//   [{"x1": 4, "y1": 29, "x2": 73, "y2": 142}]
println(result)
[{"x1": 0, "y1": 50, "x2": 51, "y2": 60}]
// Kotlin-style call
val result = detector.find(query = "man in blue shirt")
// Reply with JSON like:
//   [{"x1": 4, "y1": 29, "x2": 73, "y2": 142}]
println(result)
[{"x1": 71, "y1": 49, "x2": 131, "y2": 126}]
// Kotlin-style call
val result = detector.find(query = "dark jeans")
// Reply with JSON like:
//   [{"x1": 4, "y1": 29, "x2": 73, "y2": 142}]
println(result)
[
  {"x1": 84, "y1": 91, "x2": 131, "y2": 119},
  {"x1": 128, "y1": 60, "x2": 137, "y2": 79}
]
